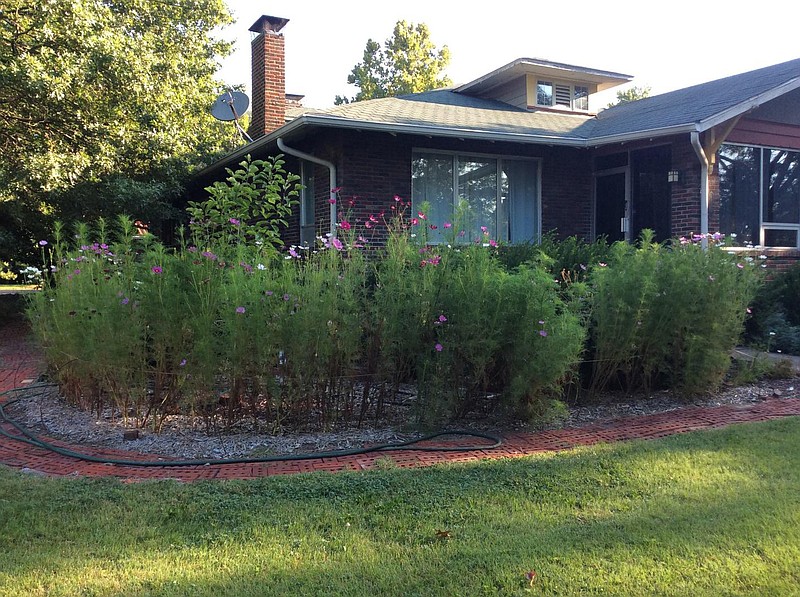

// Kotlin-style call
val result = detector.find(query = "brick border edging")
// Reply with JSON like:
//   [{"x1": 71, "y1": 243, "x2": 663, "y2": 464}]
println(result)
[{"x1": 2, "y1": 319, "x2": 799, "y2": 482}]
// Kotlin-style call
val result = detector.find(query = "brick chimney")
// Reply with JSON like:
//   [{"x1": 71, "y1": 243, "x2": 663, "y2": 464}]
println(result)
[{"x1": 248, "y1": 15, "x2": 289, "y2": 140}]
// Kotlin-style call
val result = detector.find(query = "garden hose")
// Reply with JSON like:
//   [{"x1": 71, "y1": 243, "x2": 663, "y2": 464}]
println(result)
[{"x1": 0, "y1": 384, "x2": 502, "y2": 468}]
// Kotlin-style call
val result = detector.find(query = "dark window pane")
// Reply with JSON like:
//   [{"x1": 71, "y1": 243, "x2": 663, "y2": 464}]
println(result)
[
  {"x1": 718, "y1": 144, "x2": 761, "y2": 245},
  {"x1": 458, "y1": 158, "x2": 497, "y2": 242},
  {"x1": 764, "y1": 229, "x2": 798, "y2": 247},
  {"x1": 574, "y1": 86, "x2": 589, "y2": 111},
  {"x1": 764, "y1": 149, "x2": 800, "y2": 224},
  {"x1": 537, "y1": 81, "x2": 553, "y2": 106},
  {"x1": 412, "y1": 153, "x2": 454, "y2": 242}
]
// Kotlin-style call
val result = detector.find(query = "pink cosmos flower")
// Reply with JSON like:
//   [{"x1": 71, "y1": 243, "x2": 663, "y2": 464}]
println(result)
[
  {"x1": 328, "y1": 198, "x2": 336, "y2": 204},
  {"x1": 339, "y1": 220, "x2": 351, "y2": 231},
  {"x1": 411, "y1": 218, "x2": 419, "y2": 226},
  {"x1": 151, "y1": 266, "x2": 163, "y2": 274},
  {"x1": 417, "y1": 212, "x2": 427, "y2": 220},
  {"x1": 331, "y1": 237, "x2": 344, "y2": 251},
  {"x1": 235, "y1": 306, "x2": 246, "y2": 314},
  {"x1": 443, "y1": 222, "x2": 452, "y2": 229},
  {"x1": 489, "y1": 239, "x2": 498, "y2": 247}
]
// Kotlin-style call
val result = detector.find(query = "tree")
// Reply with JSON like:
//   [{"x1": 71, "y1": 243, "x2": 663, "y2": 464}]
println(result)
[
  {"x1": 607, "y1": 85, "x2": 652, "y2": 107},
  {"x1": 335, "y1": 21, "x2": 451, "y2": 105},
  {"x1": 0, "y1": 0, "x2": 235, "y2": 271}
]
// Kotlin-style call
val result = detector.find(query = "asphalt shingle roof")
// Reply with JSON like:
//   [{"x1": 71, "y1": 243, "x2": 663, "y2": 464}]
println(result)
[
  {"x1": 307, "y1": 58, "x2": 800, "y2": 146},
  {"x1": 318, "y1": 89, "x2": 595, "y2": 140},
  {"x1": 586, "y1": 57, "x2": 800, "y2": 140}
]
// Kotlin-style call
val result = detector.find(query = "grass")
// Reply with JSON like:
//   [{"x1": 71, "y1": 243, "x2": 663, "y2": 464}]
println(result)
[{"x1": 0, "y1": 418, "x2": 799, "y2": 596}]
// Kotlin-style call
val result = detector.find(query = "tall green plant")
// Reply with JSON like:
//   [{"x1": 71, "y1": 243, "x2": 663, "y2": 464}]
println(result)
[{"x1": 588, "y1": 231, "x2": 763, "y2": 396}]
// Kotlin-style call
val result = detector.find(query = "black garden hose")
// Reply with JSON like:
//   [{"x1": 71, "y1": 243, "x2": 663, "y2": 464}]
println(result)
[{"x1": 0, "y1": 384, "x2": 502, "y2": 468}]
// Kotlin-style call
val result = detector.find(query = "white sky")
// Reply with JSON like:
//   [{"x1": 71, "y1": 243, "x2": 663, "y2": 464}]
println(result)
[{"x1": 216, "y1": 0, "x2": 800, "y2": 111}]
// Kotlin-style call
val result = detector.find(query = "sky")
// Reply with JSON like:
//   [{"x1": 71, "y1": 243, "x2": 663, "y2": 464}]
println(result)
[{"x1": 215, "y1": 0, "x2": 800, "y2": 111}]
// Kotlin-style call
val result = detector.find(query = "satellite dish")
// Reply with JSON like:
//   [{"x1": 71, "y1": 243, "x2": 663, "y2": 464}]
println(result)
[
  {"x1": 211, "y1": 91, "x2": 249, "y2": 121},
  {"x1": 211, "y1": 90, "x2": 253, "y2": 142}
]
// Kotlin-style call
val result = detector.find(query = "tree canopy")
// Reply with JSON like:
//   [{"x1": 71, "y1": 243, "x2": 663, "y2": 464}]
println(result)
[
  {"x1": 335, "y1": 21, "x2": 451, "y2": 105},
  {"x1": 608, "y1": 85, "x2": 652, "y2": 107},
  {"x1": 0, "y1": 0, "x2": 236, "y2": 270}
]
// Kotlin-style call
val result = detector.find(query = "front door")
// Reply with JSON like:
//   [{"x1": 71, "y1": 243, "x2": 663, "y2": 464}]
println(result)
[{"x1": 595, "y1": 169, "x2": 628, "y2": 243}]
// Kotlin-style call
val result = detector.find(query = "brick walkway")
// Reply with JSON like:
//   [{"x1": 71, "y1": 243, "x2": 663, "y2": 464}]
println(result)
[{"x1": 1, "y1": 315, "x2": 799, "y2": 482}]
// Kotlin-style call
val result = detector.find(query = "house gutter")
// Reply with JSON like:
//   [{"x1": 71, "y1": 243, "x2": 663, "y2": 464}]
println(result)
[
  {"x1": 690, "y1": 131, "x2": 709, "y2": 247},
  {"x1": 277, "y1": 137, "x2": 337, "y2": 237}
]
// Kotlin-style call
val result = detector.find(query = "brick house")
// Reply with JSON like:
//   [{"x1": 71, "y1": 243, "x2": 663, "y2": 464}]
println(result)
[{"x1": 195, "y1": 15, "x2": 800, "y2": 266}]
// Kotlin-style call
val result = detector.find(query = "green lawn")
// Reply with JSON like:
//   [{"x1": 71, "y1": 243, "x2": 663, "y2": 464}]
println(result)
[{"x1": 1, "y1": 418, "x2": 799, "y2": 596}]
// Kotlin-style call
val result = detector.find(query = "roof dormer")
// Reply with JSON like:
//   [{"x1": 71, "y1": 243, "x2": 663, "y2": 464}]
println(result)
[{"x1": 456, "y1": 58, "x2": 632, "y2": 113}]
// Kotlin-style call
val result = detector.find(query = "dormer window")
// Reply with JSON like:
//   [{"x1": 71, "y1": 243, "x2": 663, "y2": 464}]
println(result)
[
  {"x1": 536, "y1": 80, "x2": 590, "y2": 111},
  {"x1": 537, "y1": 81, "x2": 553, "y2": 106}
]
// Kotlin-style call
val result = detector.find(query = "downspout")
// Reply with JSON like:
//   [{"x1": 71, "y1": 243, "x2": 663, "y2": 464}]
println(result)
[
  {"x1": 690, "y1": 131, "x2": 709, "y2": 248},
  {"x1": 277, "y1": 137, "x2": 337, "y2": 237}
]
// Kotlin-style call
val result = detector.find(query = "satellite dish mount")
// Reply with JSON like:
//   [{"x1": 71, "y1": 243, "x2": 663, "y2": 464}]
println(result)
[{"x1": 211, "y1": 90, "x2": 253, "y2": 143}]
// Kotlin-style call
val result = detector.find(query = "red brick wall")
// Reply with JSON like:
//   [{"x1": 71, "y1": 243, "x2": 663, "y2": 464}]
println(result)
[
  {"x1": 541, "y1": 147, "x2": 592, "y2": 239},
  {"x1": 670, "y1": 136, "x2": 703, "y2": 238},
  {"x1": 248, "y1": 31, "x2": 285, "y2": 140}
]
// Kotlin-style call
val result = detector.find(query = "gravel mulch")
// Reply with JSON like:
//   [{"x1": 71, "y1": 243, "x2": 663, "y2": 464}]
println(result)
[{"x1": 5, "y1": 376, "x2": 797, "y2": 461}]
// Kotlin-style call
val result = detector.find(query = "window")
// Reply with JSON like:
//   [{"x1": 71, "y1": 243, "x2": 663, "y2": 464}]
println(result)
[
  {"x1": 719, "y1": 143, "x2": 800, "y2": 247},
  {"x1": 574, "y1": 86, "x2": 589, "y2": 111},
  {"x1": 536, "y1": 81, "x2": 553, "y2": 107},
  {"x1": 412, "y1": 151, "x2": 539, "y2": 243},
  {"x1": 536, "y1": 80, "x2": 590, "y2": 111}
]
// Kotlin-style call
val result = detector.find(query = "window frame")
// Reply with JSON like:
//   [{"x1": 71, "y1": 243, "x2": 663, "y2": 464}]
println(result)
[
  {"x1": 535, "y1": 79, "x2": 590, "y2": 112},
  {"x1": 719, "y1": 142, "x2": 800, "y2": 248},
  {"x1": 411, "y1": 148, "x2": 542, "y2": 244}
]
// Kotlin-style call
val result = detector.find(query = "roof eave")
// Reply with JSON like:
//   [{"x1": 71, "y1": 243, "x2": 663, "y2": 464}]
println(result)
[
  {"x1": 301, "y1": 113, "x2": 589, "y2": 145},
  {"x1": 695, "y1": 76, "x2": 800, "y2": 132},
  {"x1": 196, "y1": 113, "x2": 592, "y2": 177},
  {"x1": 588, "y1": 123, "x2": 697, "y2": 147}
]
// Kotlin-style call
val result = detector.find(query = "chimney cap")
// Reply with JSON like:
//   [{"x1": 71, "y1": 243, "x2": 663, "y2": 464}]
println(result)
[{"x1": 249, "y1": 15, "x2": 289, "y2": 34}]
